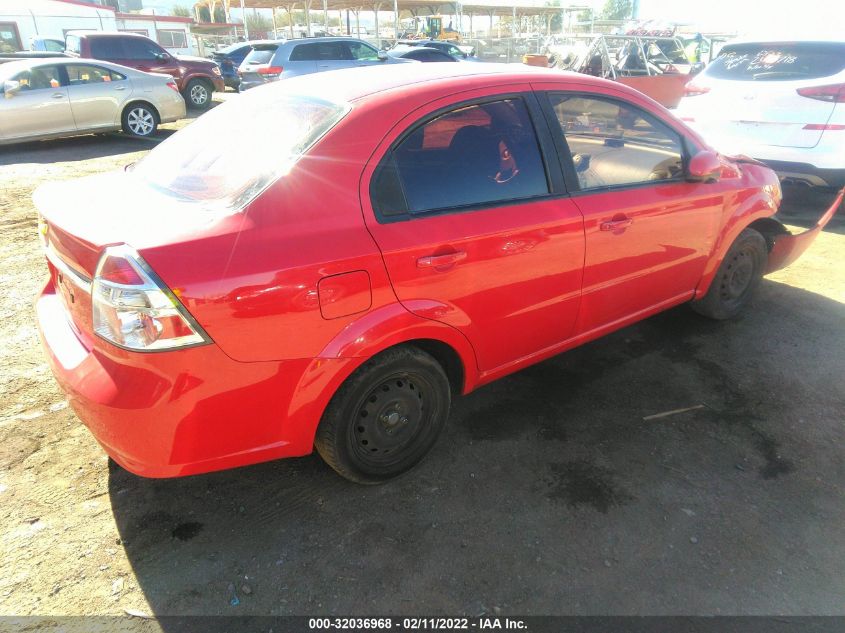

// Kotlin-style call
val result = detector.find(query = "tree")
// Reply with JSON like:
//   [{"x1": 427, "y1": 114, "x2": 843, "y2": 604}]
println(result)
[
  {"x1": 172, "y1": 4, "x2": 191, "y2": 18},
  {"x1": 245, "y1": 10, "x2": 273, "y2": 34},
  {"x1": 600, "y1": 0, "x2": 633, "y2": 20}
]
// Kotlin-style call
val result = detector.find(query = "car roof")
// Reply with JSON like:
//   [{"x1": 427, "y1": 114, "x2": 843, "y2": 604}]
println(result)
[
  {"x1": 283, "y1": 37, "x2": 371, "y2": 45},
  {"x1": 256, "y1": 63, "x2": 612, "y2": 104}
]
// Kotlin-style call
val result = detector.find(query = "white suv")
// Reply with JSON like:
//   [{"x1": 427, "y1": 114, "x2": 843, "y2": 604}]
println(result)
[{"x1": 676, "y1": 39, "x2": 845, "y2": 188}]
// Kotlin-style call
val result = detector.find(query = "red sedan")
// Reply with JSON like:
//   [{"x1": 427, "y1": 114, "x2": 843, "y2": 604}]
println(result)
[{"x1": 34, "y1": 64, "x2": 841, "y2": 483}]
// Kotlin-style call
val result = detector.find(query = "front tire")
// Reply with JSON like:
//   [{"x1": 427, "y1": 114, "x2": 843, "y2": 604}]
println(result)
[
  {"x1": 122, "y1": 103, "x2": 158, "y2": 138},
  {"x1": 692, "y1": 228, "x2": 767, "y2": 320},
  {"x1": 315, "y1": 346, "x2": 451, "y2": 484},
  {"x1": 184, "y1": 79, "x2": 212, "y2": 109}
]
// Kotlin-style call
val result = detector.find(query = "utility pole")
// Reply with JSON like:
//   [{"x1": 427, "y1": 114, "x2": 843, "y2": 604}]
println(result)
[{"x1": 240, "y1": 0, "x2": 249, "y2": 39}]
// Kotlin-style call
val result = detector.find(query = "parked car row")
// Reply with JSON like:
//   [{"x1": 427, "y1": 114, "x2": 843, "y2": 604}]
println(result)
[
  {"x1": 213, "y1": 37, "x2": 481, "y2": 92},
  {"x1": 6, "y1": 30, "x2": 844, "y2": 193}
]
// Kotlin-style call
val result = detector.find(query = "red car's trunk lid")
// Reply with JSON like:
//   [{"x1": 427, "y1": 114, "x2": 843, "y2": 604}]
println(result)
[{"x1": 35, "y1": 171, "x2": 234, "y2": 338}]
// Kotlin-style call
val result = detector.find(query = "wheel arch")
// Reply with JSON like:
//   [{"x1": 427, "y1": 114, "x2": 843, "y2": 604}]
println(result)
[
  {"x1": 747, "y1": 217, "x2": 790, "y2": 251},
  {"x1": 283, "y1": 306, "x2": 479, "y2": 454},
  {"x1": 694, "y1": 192, "x2": 782, "y2": 299}
]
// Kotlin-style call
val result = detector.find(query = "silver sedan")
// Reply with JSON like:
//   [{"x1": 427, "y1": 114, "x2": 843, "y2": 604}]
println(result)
[{"x1": 0, "y1": 58, "x2": 186, "y2": 144}]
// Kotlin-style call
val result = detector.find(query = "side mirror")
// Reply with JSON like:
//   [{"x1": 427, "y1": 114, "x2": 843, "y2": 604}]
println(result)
[
  {"x1": 687, "y1": 150, "x2": 721, "y2": 183},
  {"x1": 690, "y1": 61, "x2": 705, "y2": 76},
  {"x1": 3, "y1": 80, "x2": 21, "y2": 97},
  {"x1": 377, "y1": 50, "x2": 388, "y2": 61},
  {"x1": 155, "y1": 51, "x2": 171, "y2": 61}
]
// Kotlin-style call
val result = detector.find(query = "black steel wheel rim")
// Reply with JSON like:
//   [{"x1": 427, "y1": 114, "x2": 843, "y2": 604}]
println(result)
[
  {"x1": 350, "y1": 373, "x2": 427, "y2": 466},
  {"x1": 720, "y1": 246, "x2": 755, "y2": 302}
]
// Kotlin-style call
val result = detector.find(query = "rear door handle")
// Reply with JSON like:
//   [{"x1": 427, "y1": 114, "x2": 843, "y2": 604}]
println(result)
[
  {"x1": 52, "y1": 93, "x2": 65, "y2": 99},
  {"x1": 600, "y1": 215, "x2": 633, "y2": 231},
  {"x1": 417, "y1": 250, "x2": 467, "y2": 269},
  {"x1": 114, "y1": 85, "x2": 126, "y2": 91}
]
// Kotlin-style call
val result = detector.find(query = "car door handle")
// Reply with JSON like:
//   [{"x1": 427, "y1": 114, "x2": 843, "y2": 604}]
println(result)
[
  {"x1": 51, "y1": 93, "x2": 65, "y2": 99},
  {"x1": 600, "y1": 216, "x2": 633, "y2": 231},
  {"x1": 114, "y1": 85, "x2": 126, "y2": 91},
  {"x1": 417, "y1": 251, "x2": 467, "y2": 269}
]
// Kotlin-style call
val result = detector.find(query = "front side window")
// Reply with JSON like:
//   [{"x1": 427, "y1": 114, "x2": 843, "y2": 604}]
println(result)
[
  {"x1": 373, "y1": 98, "x2": 549, "y2": 217},
  {"x1": 66, "y1": 64, "x2": 125, "y2": 85},
  {"x1": 549, "y1": 93, "x2": 684, "y2": 190},
  {"x1": 445, "y1": 44, "x2": 463, "y2": 58},
  {"x1": 347, "y1": 41, "x2": 379, "y2": 61},
  {"x1": 123, "y1": 37, "x2": 165, "y2": 60},
  {"x1": 12, "y1": 65, "x2": 63, "y2": 91}
]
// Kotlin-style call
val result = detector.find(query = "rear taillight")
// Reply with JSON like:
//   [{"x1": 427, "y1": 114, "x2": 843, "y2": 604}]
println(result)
[
  {"x1": 797, "y1": 83, "x2": 845, "y2": 103},
  {"x1": 257, "y1": 66, "x2": 283, "y2": 76},
  {"x1": 166, "y1": 80, "x2": 179, "y2": 93},
  {"x1": 92, "y1": 245, "x2": 209, "y2": 352},
  {"x1": 683, "y1": 84, "x2": 710, "y2": 97}
]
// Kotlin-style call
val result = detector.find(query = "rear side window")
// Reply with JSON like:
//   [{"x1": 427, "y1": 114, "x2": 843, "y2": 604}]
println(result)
[
  {"x1": 123, "y1": 37, "x2": 164, "y2": 60},
  {"x1": 290, "y1": 42, "x2": 348, "y2": 61},
  {"x1": 407, "y1": 49, "x2": 454, "y2": 62},
  {"x1": 90, "y1": 38, "x2": 125, "y2": 59},
  {"x1": 372, "y1": 98, "x2": 549, "y2": 217},
  {"x1": 549, "y1": 93, "x2": 684, "y2": 190},
  {"x1": 244, "y1": 45, "x2": 278, "y2": 64},
  {"x1": 289, "y1": 43, "x2": 321, "y2": 61},
  {"x1": 707, "y1": 42, "x2": 845, "y2": 81},
  {"x1": 66, "y1": 64, "x2": 125, "y2": 84}
]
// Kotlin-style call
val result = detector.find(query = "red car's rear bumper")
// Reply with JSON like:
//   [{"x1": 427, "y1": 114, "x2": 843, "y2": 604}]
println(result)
[{"x1": 36, "y1": 280, "x2": 353, "y2": 478}]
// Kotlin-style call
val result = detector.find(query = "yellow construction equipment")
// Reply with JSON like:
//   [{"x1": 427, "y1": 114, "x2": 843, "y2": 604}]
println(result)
[{"x1": 402, "y1": 15, "x2": 462, "y2": 42}]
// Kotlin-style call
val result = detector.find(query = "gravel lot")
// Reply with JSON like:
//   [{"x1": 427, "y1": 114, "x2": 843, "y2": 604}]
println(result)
[{"x1": 1, "y1": 104, "x2": 843, "y2": 620}]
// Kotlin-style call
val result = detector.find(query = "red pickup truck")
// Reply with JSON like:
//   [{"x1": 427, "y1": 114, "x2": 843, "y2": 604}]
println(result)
[{"x1": 65, "y1": 32, "x2": 224, "y2": 109}]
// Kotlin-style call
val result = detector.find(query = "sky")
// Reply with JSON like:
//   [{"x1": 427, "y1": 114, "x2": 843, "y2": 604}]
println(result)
[{"x1": 140, "y1": 0, "x2": 845, "y2": 38}]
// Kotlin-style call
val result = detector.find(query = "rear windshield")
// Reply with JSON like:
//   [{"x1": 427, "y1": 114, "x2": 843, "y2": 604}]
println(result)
[
  {"x1": 132, "y1": 92, "x2": 349, "y2": 211},
  {"x1": 707, "y1": 42, "x2": 845, "y2": 81},
  {"x1": 243, "y1": 45, "x2": 277, "y2": 65}
]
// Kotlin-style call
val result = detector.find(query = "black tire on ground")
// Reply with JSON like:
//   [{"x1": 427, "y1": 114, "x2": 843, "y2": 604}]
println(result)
[
  {"x1": 691, "y1": 228, "x2": 768, "y2": 320},
  {"x1": 184, "y1": 79, "x2": 212, "y2": 109},
  {"x1": 314, "y1": 346, "x2": 451, "y2": 484},
  {"x1": 121, "y1": 103, "x2": 158, "y2": 138}
]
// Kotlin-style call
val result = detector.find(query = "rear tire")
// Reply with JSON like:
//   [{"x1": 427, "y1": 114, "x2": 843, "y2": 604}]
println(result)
[
  {"x1": 184, "y1": 79, "x2": 212, "y2": 109},
  {"x1": 121, "y1": 103, "x2": 158, "y2": 138},
  {"x1": 314, "y1": 346, "x2": 451, "y2": 484},
  {"x1": 691, "y1": 228, "x2": 767, "y2": 320}
]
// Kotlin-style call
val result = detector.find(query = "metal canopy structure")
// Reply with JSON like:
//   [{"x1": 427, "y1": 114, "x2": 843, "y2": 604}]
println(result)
[{"x1": 194, "y1": 0, "x2": 567, "y2": 40}]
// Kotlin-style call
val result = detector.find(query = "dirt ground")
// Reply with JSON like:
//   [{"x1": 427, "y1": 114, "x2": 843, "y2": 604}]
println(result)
[{"x1": 1, "y1": 108, "x2": 844, "y2": 621}]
